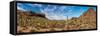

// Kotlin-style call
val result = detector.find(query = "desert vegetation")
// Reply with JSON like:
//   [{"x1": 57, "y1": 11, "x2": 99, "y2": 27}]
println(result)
[{"x1": 17, "y1": 8, "x2": 96, "y2": 33}]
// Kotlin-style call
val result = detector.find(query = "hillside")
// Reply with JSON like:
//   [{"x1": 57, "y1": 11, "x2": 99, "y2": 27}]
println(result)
[
  {"x1": 17, "y1": 10, "x2": 66, "y2": 33},
  {"x1": 78, "y1": 8, "x2": 96, "y2": 29}
]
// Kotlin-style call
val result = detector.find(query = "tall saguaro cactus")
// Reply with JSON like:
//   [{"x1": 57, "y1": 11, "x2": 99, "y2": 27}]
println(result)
[{"x1": 65, "y1": 16, "x2": 68, "y2": 24}]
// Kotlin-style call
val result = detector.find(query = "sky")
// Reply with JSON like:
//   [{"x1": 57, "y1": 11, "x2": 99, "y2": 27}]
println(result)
[{"x1": 17, "y1": 3, "x2": 96, "y2": 20}]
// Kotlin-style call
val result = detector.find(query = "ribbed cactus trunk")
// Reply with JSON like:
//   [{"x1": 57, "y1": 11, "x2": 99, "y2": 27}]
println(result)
[
  {"x1": 65, "y1": 16, "x2": 68, "y2": 24},
  {"x1": 67, "y1": 16, "x2": 68, "y2": 21}
]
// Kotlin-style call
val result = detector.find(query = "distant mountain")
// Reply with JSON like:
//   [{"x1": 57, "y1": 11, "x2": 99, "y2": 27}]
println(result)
[
  {"x1": 80, "y1": 8, "x2": 96, "y2": 17},
  {"x1": 79, "y1": 8, "x2": 96, "y2": 21},
  {"x1": 17, "y1": 10, "x2": 46, "y2": 18}
]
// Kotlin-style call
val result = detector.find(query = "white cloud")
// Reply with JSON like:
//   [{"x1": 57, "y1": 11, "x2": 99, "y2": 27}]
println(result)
[
  {"x1": 45, "y1": 15, "x2": 67, "y2": 20},
  {"x1": 17, "y1": 6, "x2": 27, "y2": 11},
  {"x1": 59, "y1": 6, "x2": 67, "y2": 11},
  {"x1": 32, "y1": 4, "x2": 43, "y2": 7},
  {"x1": 39, "y1": 5, "x2": 74, "y2": 20}
]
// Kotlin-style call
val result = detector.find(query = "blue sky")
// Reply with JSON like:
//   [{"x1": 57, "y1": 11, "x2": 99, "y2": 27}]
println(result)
[{"x1": 17, "y1": 3, "x2": 96, "y2": 20}]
